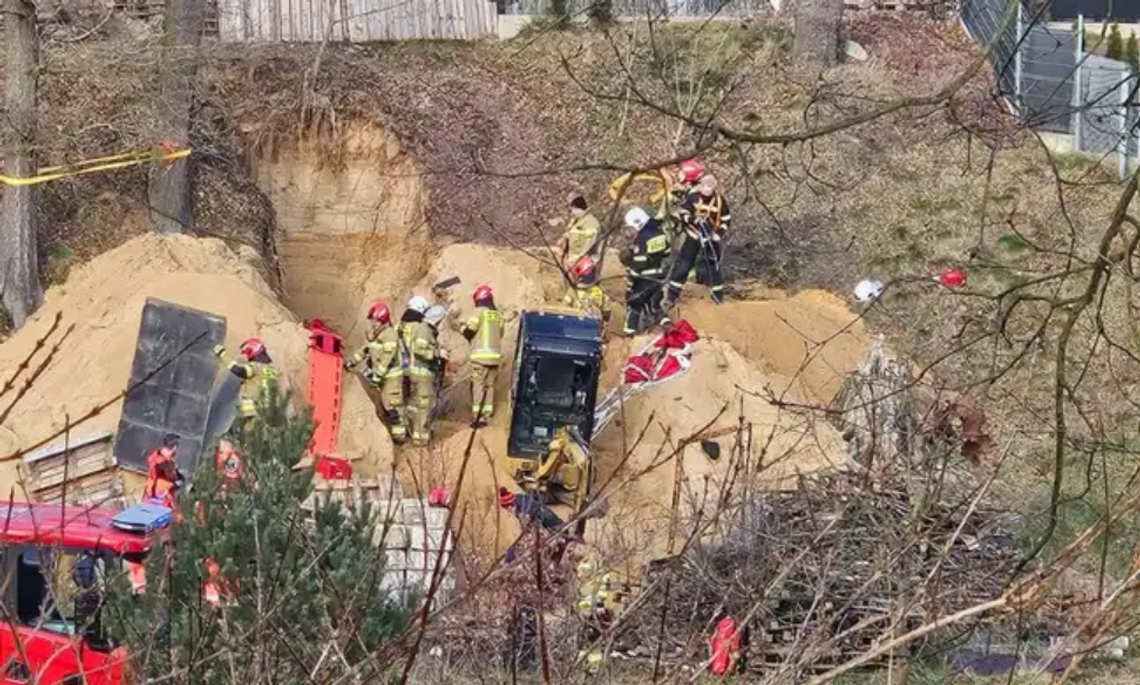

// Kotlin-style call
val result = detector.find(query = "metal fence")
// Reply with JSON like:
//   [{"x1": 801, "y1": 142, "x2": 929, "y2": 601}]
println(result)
[{"x1": 960, "y1": 0, "x2": 1140, "y2": 177}]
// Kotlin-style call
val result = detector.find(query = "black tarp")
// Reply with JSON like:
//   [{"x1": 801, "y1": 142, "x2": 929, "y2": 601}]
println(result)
[{"x1": 113, "y1": 299, "x2": 226, "y2": 478}]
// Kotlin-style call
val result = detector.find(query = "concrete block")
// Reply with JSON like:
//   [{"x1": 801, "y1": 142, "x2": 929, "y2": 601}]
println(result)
[
  {"x1": 402, "y1": 499, "x2": 426, "y2": 526},
  {"x1": 385, "y1": 549, "x2": 408, "y2": 571},
  {"x1": 408, "y1": 524, "x2": 449, "y2": 550},
  {"x1": 407, "y1": 549, "x2": 452, "y2": 573},
  {"x1": 379, "y1": 524, "x2": 409, "y2": 549},
  {"x1": 424, "y1": 507, "x2": 449, "y2": 529},
  {"x1": 373, "y1": 499, "x2": 404, "y2": 525}
]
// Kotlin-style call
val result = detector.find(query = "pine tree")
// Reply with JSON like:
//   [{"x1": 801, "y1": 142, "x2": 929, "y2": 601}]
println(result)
[
  {"x1": 105, "y1": 385, "x2": 411, "y2": 683},
  {"x1": 1127, "y1": 31, "x2": 1139, "y2": 70},
  {"x1": 1108, "y1": 22, "x2": 1125, "y2": 61}
]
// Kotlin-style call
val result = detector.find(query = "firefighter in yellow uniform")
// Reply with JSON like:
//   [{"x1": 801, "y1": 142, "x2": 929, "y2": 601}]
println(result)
[
  {"x1": 213, "y1": 337, "x2": 280, "y2": 429},
  {"x1": 460, "y1": 285, "x2": 504, "y2": 427},
  {"x1": 344, "y1": 300, "x2": 408, "y2": 443},
  {"x1": 398, "y1": 296, "x2": 440, "y2": 446},
  {"x1": 567, "y1": 540, "x2": 629, "y2": 676},
  {"x1": 562, "y1": 255, "x2": 611, "y2": 323},
  {"x1": 557, "y1": 194, "x2": 601, "y2": 270}
]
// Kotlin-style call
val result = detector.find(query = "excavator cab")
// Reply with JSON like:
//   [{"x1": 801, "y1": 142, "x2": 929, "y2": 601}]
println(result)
[{"x1": 507, "y1": 310, "x2": 603, "y2": 458}]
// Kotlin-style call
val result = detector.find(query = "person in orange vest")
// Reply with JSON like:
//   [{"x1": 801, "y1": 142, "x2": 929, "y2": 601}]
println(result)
[
  {"x1": 145, "y1": 433, "x2": 184, "y2": 493},
  {"x1": 708, "y1": 613, "x2": 742, "y2": 676},
  {"x1": 143, "y1": 459, "x2": 183, "y2": 524}
]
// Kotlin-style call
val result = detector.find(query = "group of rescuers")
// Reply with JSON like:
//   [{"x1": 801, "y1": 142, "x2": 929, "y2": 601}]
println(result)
[
  {"x1": 131, "y1": 157, "x2": 735, "y2": 671},
  {"x1": 559, "y1": 157, "x2": 731, "y2": 336}
]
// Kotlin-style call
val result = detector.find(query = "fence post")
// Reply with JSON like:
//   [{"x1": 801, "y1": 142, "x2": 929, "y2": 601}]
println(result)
[
  {"x1": 1120, "y1": 70, "x2": 1131, "y2": 181},
  {"x1": 1073, "y1": 15, "x2": 1084, "y2": 151},
  {"x1": 1015, "y1": 0, "x2": 1024, "y2": 114}
]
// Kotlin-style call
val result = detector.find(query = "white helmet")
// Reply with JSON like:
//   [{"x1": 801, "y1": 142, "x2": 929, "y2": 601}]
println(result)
[
  {"x1": 407, "y1": 295, "x2": 430, "y2": 314},
  {"x1": 625, "y1": 207, "x2": 650, "y2": 230}
]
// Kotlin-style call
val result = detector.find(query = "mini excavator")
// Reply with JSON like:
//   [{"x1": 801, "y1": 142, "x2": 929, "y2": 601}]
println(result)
[{"x1": 505, "y1": 309, "x2": 604, "y2": 521}]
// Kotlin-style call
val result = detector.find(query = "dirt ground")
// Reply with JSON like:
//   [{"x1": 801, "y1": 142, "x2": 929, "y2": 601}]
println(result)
[{"x1": 0, "y1": 233, "x2": 394, "y2": 490}]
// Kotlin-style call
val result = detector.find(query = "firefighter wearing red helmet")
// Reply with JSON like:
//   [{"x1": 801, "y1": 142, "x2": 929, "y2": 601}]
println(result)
[
  {"x1": 345, "y1": 300, "x2": 408, "y2": 442},
  {"x1": 562, "y1": 255, "x2": 610, "y2": 322},
  {"x1": 657, "y1": 158, "x2": 705, "y2": 250},
  {"x1": 460, "y1": 285, "x2": 504, "y2": 427},
  {"x1": 213, "y1": 335, "x2": 280, "y2": 426}
]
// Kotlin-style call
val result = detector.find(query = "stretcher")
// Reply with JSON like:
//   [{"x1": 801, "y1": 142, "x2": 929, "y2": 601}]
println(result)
[
  {"x1": 592, "y1": 321, "x2": 700, "y2": 438},
  {"x1": 304, "y1": 319, "x2": 352, "y2": 480}
]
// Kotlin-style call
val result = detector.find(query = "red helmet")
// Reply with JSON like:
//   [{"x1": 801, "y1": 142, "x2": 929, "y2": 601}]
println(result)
[
  {"x1": 678, "y1": 159, "x2": 705, "y2": 184},
  {"x1": 498, "y1": 486, "x2": 516, "y2": 509},
  {"x1": 571, "y1": 255, "x2": 597, "y2": 281},
  {"x1": 366, "y1": 301, "x2": 391, "y2": 325},
  {"x1": 239, "y1": 337, "x2": 266, "y2": 360},
  {"x1": 473, "y1": 285, "x2": 494, "y2": 305}
]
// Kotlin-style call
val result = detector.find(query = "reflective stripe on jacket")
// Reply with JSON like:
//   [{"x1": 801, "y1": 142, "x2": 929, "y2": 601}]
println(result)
[
  {"x1": 462, "y1": 306, "x2": 504, "y2": 365},
  {"x1": 398, "y1": 321, "x2": 438, "y2": 375}
]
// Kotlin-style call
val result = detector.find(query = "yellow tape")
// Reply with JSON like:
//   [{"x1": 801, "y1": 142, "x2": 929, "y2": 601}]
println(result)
[
  {"x1": 608, "y1": 170, "x2": 673, "y2": 205},
  {"x1": 0, "y1": 147, "x2": 192, "y2": 186}
]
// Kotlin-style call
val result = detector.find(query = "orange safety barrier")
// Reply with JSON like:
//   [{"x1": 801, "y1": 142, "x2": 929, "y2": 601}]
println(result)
[{"x1": 304, "y1": 320, "x2": 351, "y2": 478}]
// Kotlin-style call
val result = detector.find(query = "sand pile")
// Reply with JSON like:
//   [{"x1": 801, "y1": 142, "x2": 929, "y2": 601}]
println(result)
[
  {"x1": 0, "y1": 233, "x2": 393, "y2": 487},
  {"x1": 672, "y1": 288, "x2": 871, "y2": 403},
  {"x1": 589, "y1": 337, "x2": 847, "y2": 565}
]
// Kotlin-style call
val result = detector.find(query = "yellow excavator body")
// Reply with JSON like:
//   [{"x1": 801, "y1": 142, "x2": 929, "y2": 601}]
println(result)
[{"x1": 504, "y1": 425, "x2": 593, "y2": 514}]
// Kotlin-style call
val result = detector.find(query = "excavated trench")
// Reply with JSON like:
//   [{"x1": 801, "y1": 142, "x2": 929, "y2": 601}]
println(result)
[{"x1": 246, "y1": 123, "x2": 874, "y2": 560}]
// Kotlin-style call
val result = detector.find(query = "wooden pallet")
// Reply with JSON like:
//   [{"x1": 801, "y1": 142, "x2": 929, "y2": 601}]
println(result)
[{"x1": 19, "y1": 430, "x2": 125, "y2": 509}]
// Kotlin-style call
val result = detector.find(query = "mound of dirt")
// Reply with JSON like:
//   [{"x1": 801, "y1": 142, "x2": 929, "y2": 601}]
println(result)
[
  {"x1": 589, "y1": 337, "x2": 846, "y2": 567},
  {"x1": 671, "y1": 287, "x2": 871, "y2": 403},
  {"x1": 0, "y1": 233, "x2": 394, "y2": 492}
]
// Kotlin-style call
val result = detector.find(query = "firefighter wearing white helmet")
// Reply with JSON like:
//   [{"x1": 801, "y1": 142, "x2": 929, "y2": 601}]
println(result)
[
  {"x1": 618, "y1": 206, "x2": 671, "y2": 336},
  {"x1": 398, "y1": 295, "x2": 440, "y2": 445}
]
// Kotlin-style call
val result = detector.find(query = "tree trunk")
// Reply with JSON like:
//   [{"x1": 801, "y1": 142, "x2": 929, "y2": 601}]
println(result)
[
  {"x1": 793, "y1": 0, "x2": 844, "y2": 67},
  {"x1": 0, "y1": 0, "x2": 44, "y2": 327},
  {"x1": 148, "y1": 0, "x2": 204, "y2": 234}
]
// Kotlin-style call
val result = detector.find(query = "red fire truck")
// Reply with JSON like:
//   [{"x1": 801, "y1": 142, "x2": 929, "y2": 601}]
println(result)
[{"x1": 0, "y1": 500, "x2": 171, "y2": 685}]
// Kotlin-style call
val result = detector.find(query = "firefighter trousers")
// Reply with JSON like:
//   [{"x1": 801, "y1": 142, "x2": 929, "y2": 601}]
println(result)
[
  {"x1": 470, "y1": 362, "x2": 499, "y2": 419},
  {"x1": 667, "y1": 234, "x2": 724, "y2": 304},
  {"x1": 379, "y1": 371, "x2": 406, "y2": 440},
  {"x1": 624, "y1": 276, "x2": 665, "y2": 335},
  {"x1": 405, "y1": 369, "x2": 437, "y2": 444}
]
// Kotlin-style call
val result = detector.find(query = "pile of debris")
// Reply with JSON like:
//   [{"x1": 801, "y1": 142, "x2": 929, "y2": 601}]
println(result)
[{"x1": 625, "y1": 470, "x2": 1021, "y2": 673}]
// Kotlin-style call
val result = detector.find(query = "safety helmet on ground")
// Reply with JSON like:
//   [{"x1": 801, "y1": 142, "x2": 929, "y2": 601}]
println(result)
[
  {"x1": 624, "y1": 207, "x2": 650, "y2": 230},
  {"x1": 239, "y1": 337, "x2": 266, "y2": 360},
  {"x1": 407, "y1": 296, "x2": 430, "y2": 314},
  {"x1": 571, "y1": 254, "x2": 597, "y2": 281},
  {"x1": 367, "y1": 300, "x2": 392, "y2": 325},
  {"x1": 678, "y1": 159, "x2": 705, "y2": 184},
  {"x1": 473, "y1": 285, "x2": 494, "y2": 305},
  {"x1": 498, "y1": 486, "x2": 516, "y2": 509}
]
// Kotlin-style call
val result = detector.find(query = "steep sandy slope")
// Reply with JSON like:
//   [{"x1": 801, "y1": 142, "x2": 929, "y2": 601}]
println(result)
[
  {"x1": 0, "y1": 234, "x2": 394, "y2": 492},
  {"x1": 382, "y1": 243, "x2": 870, "y2": 566}
]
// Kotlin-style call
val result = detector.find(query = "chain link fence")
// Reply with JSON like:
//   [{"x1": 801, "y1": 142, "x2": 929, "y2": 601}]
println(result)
[{"x1": 960, "y1": 0, "x2": 1139, "y2": 177}]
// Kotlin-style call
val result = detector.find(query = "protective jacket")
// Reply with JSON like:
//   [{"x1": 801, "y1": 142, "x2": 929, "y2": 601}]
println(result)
[
  {"x1": 678, "y1": 190, "x2": 731, "y2": 239},
  {"x1": 628, "y1": 219, "x2": 670, "y2": 280},
  {"x1": 347, "y1": 324, "x2": 401, "y2": 383},
  {"x1": 221, "y1": 355, "x2": 279, "y2": 419},
  {"x1": 397, "y1": 310, "x2": 438, "y2": 375},
  {"x1": 563, "y1": 212, "x2": 601, "y2": 265},
  {"x1": 460, "y1": 305, "x2": 504, "y2": 366}
]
